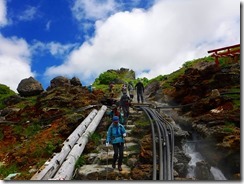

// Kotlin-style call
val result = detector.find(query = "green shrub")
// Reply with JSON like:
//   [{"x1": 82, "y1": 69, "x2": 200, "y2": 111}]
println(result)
[
  {"x1": 0, "y1": 84, "x2": 16, "y2": 109},
  {"x1": 97, "y1": 71, "x2": 118, "y2": 85},
  {"x1": 44, "y1": 141, "x2": 57, "y2": 155}
]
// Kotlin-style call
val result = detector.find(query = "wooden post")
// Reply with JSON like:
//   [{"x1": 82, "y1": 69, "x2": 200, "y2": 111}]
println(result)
[{"x1": 207, "y1": 44, "x2": 240, "y2": 67}]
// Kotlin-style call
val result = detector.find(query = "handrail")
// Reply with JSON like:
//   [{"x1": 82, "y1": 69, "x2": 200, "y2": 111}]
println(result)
[
  {"x1": 207, "y1": 44, "x2": 240, "y2": 66},
  {"x1": 207, "y1": 44, "x2": 240, "y2": 53}
]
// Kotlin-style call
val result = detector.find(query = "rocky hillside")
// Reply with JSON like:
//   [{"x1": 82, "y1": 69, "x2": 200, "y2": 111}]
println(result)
[
  {"x1": 0, "y1": 56, "x2": 240, "y2": 180},
  {"x1": 0, "y1": 69, "x2": 136, "y2": 180},
  {"x1": 0, "y1": 76, "x2": 106, "y2": 179},
  {"x1": 145, "y1": 60, "x2": 240, "y2": 179}
]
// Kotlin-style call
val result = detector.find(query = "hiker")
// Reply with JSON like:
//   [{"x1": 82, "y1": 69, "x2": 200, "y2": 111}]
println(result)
[
  {"x1": 109, "y1": 82, "x2": 115, "y2": 98},
  {"x1": 121, "y1": 83, "x2": 127, "y2": 95},
  {"x1": 135, "y1": 80, "x2": 144, "y2": 103},
  {"x1": 109, "y1": 82, "x2": 114, "y2": 92},
  {"x1": 119, "y1": 91, "x2": 131, "y2": 124},
  {"x1": 87, "y1": 84, "x2": 93, "y2": 93},
  {"x1": 108, "y1": 104, "x2": 124, "y2": 124},
  {"x1": 128, "y1": 81, "x2": 134, "y2": 100},
  {"x1": 106, "y1": 116, "x2": 126, "y2": 171}
]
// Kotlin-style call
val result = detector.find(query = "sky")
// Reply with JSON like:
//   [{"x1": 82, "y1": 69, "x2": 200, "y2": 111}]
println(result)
[{"x1": 0, "y1": 0, "x2": 240, "y2": 92}]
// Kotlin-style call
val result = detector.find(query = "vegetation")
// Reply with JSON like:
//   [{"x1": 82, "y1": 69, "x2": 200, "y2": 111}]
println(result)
[
  {"x1": 0, "y1": 84, "x2": 16, "y2": 109},
  {"x1": 223, "y1": 122, "x2": 236, "y2": 133},
  {"x1": 0, "y1": 164, "x2": 19, "y2": 179},
  {"x1": 95, "y1": 71, "x2": 118, "y2": 85},
  {"x1": 75, "y1": 156, "x2": 86, "y2": 169},
  {"x1": 0, "y1": 52, "x2": 240, "y2": 180},
  {"x1": 14, "y1": 96, "x2": 37, "y2": 109},
  {"x1": 88, "y1": 132, "x2": 102, "y2": 146}
]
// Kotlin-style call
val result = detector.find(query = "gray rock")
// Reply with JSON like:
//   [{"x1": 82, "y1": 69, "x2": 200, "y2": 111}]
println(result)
[
  {"x1": 70, "y1": 77, "x2": 82, "y2": 86},
  {"x1": 47, "y1": 76, "x2": 70, "y2": 90},
  {"x1": 17, "y1": 77, "x2": 44, "y2": 97},
  {"x1": 195, "y1": 161, "x2": 214, "y2": 180}
]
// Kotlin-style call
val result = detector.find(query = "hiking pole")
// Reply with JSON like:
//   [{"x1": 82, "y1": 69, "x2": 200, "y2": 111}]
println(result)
[
  {"x1": 106, "y1": 146, "x2": 108, "y2": 180},
  {"x1": 124, "y1": 135, "x2": 127, "y2": 150}
]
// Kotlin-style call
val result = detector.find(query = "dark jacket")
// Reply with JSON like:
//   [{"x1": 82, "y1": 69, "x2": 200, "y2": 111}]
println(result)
[
  {"x1": 119, "y1": 93, "x2": 130, "y2": 107},
  {"x1": 135, "y1": 81, "x2": 144, "y2": 93}
]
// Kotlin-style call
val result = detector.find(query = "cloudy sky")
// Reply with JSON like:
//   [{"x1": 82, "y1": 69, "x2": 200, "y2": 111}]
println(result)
[{"x1": 0, "y1": 0, "x2": 240, "y2": 92}]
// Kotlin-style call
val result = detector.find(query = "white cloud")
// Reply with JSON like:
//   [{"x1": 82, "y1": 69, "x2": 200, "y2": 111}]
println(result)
[
  {"x1": 45, "y1": 0, "x2": 240, "y2": 85},
  {"x1": 0, "y1": 34, "x2": 34, "y2": 92},
  {"x1": 72, "y1": 0, "x2": 118, "y2": 21},
  {"x1": 0, "y1": 0, "x2": 7, "y2": 26},
  {"x1": 45, "y1": 20, "x2": 51, "y2": 31},
  {"x1": 18, "y1": 6, "x2": 38, "y2": 21},
  {"x1": 31, "y1": 41, "x2": 79, "y2": 57}
]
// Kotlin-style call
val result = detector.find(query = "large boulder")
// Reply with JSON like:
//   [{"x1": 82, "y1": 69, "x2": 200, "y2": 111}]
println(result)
[
  {"x1": 70, "y1": 77, "x2": 82, "y2": 86},
  {"x1": 195, "y1": 161, "x2": 214, "y2": 180},
  {"x1": 17, "y1": 77, "x2": 44, "y2": 97},
  {"x1": 47, "y1": 76, "x2": 70, "y2": 90},
  {"x1": 144, "y1": 80, "x2": 160, "y2": 100}
]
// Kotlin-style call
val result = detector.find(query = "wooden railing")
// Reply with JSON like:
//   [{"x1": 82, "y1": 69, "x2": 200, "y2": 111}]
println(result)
[{"x1": 207, "y1": 44, "x2": 240, "y2": 66}]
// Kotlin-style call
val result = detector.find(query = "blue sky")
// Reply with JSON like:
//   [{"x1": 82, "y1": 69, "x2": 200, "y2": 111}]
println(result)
[{"x1": 0, "y1": 0, "x2": 240, "y2": 92}]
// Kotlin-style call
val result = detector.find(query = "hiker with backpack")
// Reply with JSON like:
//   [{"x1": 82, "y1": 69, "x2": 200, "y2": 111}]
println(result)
[
  {"x1": 121, "y1": 83, "x2": 127, "y2": 95},
  {"x1": 108, "y1": 104, "x2": 124, "y2": 125},
  {"x1": 119, "y1": 91, "x2": 131, "y2": 124},
  {"x1": 106, "y1": 116, "x2": 126, "y2": 171},
  {"x1": 135, "y1": 79, "x2": 144, "y2": 103},
  {"x1": 87, "y1": 84, "x2": 93, "y2": 93},
  {"x1": 109, "y1": 82, "x2": 114, "y2": 92},
  {"x1": 109, "y1": 82, "x2": 115, "y2": 98}
]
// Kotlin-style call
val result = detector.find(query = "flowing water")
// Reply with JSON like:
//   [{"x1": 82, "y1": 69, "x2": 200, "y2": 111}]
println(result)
[
  {"x1": 183, "y1": 142, "x2": 227, "y2": 180},
  {"x1": 210, "y1": 166, "x2": 227, "y2": 180}
]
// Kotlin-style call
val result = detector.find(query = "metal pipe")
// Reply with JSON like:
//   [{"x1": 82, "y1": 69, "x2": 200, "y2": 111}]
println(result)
[
  {"x1": 141, "y1": 107, "x2": 157, "y2": 180},
  {"x1": 53, "y1": 105, "x2": 107, "y2": 180},
  {"x1": 31, "y1": 109, "x2": 98, "y2": 180}
]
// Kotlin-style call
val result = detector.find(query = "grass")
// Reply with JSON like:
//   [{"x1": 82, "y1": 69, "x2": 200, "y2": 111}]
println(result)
[
  {"x1": 134, "y1": 114, "x2": 150, "y2": 128},
  {"x1": 0, "y1": 164, "x2": 19, "y2": 179},
  {"x1": 75, "y1": 156, "x2": 86, "y2": 169},
  {"x1": 13, "y1": 123, "x2": 42, "y2": 139},
  {"x1": 44, "y1": 141, "x2": 57, "y2": 155},
  {"x1": 0, "y1": 84, "x2": 16, "y2": 109},
  {"x1": 126, "y1": 144, "x2": 140, "y2": 152},
  {"x1": 223, "y1": 122, "x2": 235, "y2": 133},
  {"x1": 88, "y1": 132, "x2": 102, "y2": 146},
  {"x1": 24, "y1": 123, "x2": 42, "y2": 138},
  {"x1": 15, "y1": 96, "x2": 37, "y2": 109}
]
